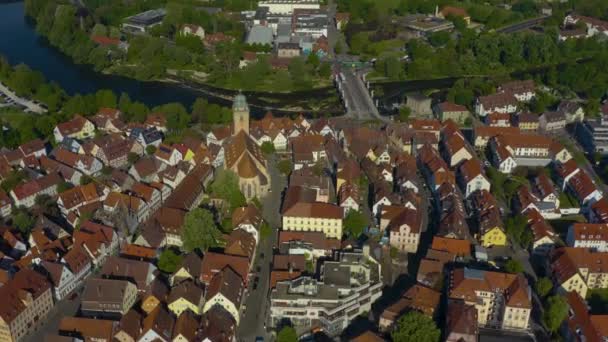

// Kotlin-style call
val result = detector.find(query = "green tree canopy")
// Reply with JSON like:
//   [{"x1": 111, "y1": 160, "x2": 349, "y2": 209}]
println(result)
[
  {"x1": 505, "y1": 259, "x2": 524, "y2": 274},
  {"x1": 543, "y1": 295, "x2": 568, "y2": 332},
  {"x1": 181, "y1": 208, "x2": 223, "y2": 252},
  {"x1": 13, "y1": 210, "x2": 35, "y2": 235},
  {"x1": 209, "y1": 170, "x2": 246, "y2": 210},
  {"x1": 343, "y1": 210, "x2": 367, "y2": 238},
  {"x1": 158, "y1": 249, "x2": 183, "y2": 273},
  {"x1": 277, "y1": 326, "x2": 297, "y2": 342},
  {"x1": 392, "y1": 311, "x2": 441, "y2": 342},
  {"x1": 535, "y1": 277, "x2": 553, "y2": 298}
]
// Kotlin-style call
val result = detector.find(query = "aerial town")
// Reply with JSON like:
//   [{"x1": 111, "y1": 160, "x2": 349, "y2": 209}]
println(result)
[{"x1": 1, "y1": 0, "x2": 608, "y2": 342}]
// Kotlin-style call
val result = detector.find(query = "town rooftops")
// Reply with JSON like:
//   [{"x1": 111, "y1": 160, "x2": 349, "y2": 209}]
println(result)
[
  {"x1": 431, "y1": 236, "x2": 471, "y2": 256},
  {"x1": 200, "y1": 251, "x2": 249, "y2": 284},
  {"x1": 283, "y1": 202, "x2": 343, "y2": 219},
  {"x1": 55, "y1": 115, "x2": 90, "y2": 136},
  {"x1": 58, "y1": 317, "x2": 115, "y2": 341},
  {"x1": 0, "y1": 269, "x2": 51, "y2": 324},
  {"x1": 449, "y1": 267, "x2": 531, "y2": 309},
  {"x1": 478, "y1": 92, "x2": 518, "y2": 109},
  {"x1": 11, "y1": 172, "x2": 61, "y2": 200}
]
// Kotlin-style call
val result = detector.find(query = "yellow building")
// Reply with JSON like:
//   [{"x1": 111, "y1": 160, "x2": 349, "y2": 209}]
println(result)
[
  {"x1": 167, "y1": 280, "x2": 204, "y2": 316},
  {"x1": 449, "y1": 267, "x2": 532, "y2": 331},
  {"x1": 552, "y1": 247, "x2": 608, "y2": 299},
  {"x1": 480, "y1": 227, "x2": 507, "y2": 247},
  {"x1": 53, "y1": 114, "x2": 95, "y2": 142},
  {"x1": 282, "y1": 202, "x2": 344, "y2": 239}
]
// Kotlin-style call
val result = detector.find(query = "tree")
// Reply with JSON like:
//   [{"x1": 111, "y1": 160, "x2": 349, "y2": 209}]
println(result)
[
  {"x1": 191, "y1": 98, "x2": 208, "y2": 123},
  {"x1": 277, "y1": 159, "x2": 293, "y2": 176},
  {"x1": 505, "y1": 259, "x2": 524, "y2": 274},
  {"x1": 505, "y1": 214, "x2": 533, "y2": 248},
  {"x1": 392, "y1": 311, "x2": 441, "y2": 342},
  {"x1": 158, "y1": 249, "x2": 183, "y2": 273},
  {"x1": 343, "y1": 210, "x2": 367, "y2": 238},
  {"x1": 146, "y1": 145, "x2": 157, "y2": 155},
  {"x1": 57, "y1": 181, "x2": 74, "y2": 193},
  {"x1": 80, "y1": 175, "x2": 93, "y2": 186},
  {"x1": 398, "y1": 106, "x2": 411, "y2": 122},
  {"x1": 543, "y1": 295, "x2": 568, "y2": 332},
  {"x1": 319, "y1": 62, "x2": 332, "y2": 78},
  {"x1": 208, "y1": 170, "x2": 246, "y2": 211},
  {"x1": 535, "y1": 277, "x2": 553, "y2": 298},
  {"x1": 181, "y1": 208, "x2": 223, "y2": 252},
  {"x1": 13, "y1": 210, "x2": 35, "y2": 235},
  {"x1": 127, "y1": 152, "x2": 140, "y2": 164},
  {"x1": 277, "y1": 326, "x2": 297, "y2": 342},
  {"x1": 261, "y1": 141, "x2": 275, "y2": 155},
  {"x1": 306, "y1": 53, "x2": 320, "y2": 69}
]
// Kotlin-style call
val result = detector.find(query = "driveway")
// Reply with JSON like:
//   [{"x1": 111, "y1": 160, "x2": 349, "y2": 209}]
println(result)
[{"x1": 237, "y1": 155, "x2": 286, "y2": 341}]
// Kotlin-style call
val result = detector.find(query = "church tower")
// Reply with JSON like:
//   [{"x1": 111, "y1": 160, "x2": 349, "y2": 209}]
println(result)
[{"x1": 232, "y1": 93, "x2": 249, "y2": 135}]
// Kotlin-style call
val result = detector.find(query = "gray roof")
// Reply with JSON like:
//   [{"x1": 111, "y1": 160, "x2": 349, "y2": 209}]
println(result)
[{"x1": 246, "y1": 25, "x2": 274, "y2": 45}]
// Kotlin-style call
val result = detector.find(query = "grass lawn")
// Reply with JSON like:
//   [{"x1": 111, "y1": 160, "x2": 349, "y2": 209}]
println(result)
[
  {"x1": 559, "y1": 191, "x2": 580, "y2": 209},
  {"x1": 0, "y1": 107, "x2": 35, "y2": 126}
]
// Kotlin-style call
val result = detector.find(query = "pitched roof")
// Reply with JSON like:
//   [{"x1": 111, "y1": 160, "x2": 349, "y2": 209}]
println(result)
[
  {"x1": 11, "y1": 172, "x2": 61, "y2": 200},
  {"x1": 224, "y1": 229, "x2": 256, "y2": 260},
  {"x1": 200, "y1": 252, "x2": 249, "y2": 284},
  {"x1": 55, "y1": 115, "x2": 90, "y2": 136},
  {"x1": 446, "y1": 301, "x2": 478, "y2": 338},
  {"x1": 173, "y1": 311, "x2": 199, "y2": 341},
  {"x1": 431, "y1": 237, "x2": 471, "y2": 256},
  {"x1": 231, "y1": 204, "x2": 262, "y2": 228},
  {"x1": 168, "y1": 279, "x2": 203, "y2": 306},
  {"x1": 205, "y1": 266, "x2": 244, "y2": 306},
  {"x1": 449, "y1": 267, "x2": 531, "y2": 309},
  {"x1": 58, "y1": 317, "x2": 115, "y2": 341},
  {"x1": 0, "y1": 269, "x2": 51, "y2": 324},
  {"x1": 283, "y1": 202, "x2": 343, "y2": 219}
]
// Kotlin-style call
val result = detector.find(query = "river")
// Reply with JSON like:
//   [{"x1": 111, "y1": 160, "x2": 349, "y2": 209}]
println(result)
[{"x1": 0, "y1": 1, "x2": 344, "y2": 117}]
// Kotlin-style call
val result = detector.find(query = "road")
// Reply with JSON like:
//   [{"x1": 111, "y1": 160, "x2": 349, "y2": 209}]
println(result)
[
  {"x1": 237, "y1": 155, "x2": 286, "y2": 341},
  {"x1": 340, "y1": 70, "x2": 388, "y2": 122},
  {"x1": 496, "y1": 16, "x2": 549, "y2": 34},
  {"x1": 0, "y1": 81, "x2": 47, "y2": 113}
]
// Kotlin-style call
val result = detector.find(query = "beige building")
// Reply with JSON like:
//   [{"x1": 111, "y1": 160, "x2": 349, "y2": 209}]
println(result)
[
  {"x1": 449, "y1": 267, "x2": 531, "y2": 331},
  {"x1": 282, "y1": 202, "x2": 344, "y2": 239},
  {"x1": 387, "y1": 207, "x2": 422, "y2": 254},
  {"x1": 551, "y1": 247, "x2": 608, "y2": 298},
  {"x1": 81, "y1": 278, "x2": 138, "y2": 316},
  {"x1": 0, "y1": 269, "x2": 54, "y2": 342}
]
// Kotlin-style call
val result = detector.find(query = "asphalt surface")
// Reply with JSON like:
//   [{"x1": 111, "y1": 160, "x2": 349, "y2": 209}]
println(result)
[
  {"x1": 340, "y1": 70, "x2": 387, "y2": 122},
  {"x1": 237, "y1": 155, "x2": 286, "y2": 341},
  {"x1": 496, "y1": 16, "x2": 549, "y2": 34}
]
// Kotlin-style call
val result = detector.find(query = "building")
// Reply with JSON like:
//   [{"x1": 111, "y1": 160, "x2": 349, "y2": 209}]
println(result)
[
  {"x1": 387, "y1": 207, "x2": 421, "y2": 254},
  {"x1": 489, "y1": 133, "x2": 553, "y2": 173},
  {"x1": 53, "y1": 115, "x2": 95, "y2": 142},
  {"x1": 181, "y1": 24, "x2": 205, "y2": 39},
  {"x1": 475, "y1": 93, "x2": 518, "y2": 117},
  {"x1": 277, "y1": 42, "x2": 301, "y2": 58},
  {"x1": 10, "y1": 172, "x2": 61, "y2": 208},
  {"x1": 246, "y1": 25, "x2": 273, "y2": 45},
  {"x1": 558, "y1": 100, "x2": 585, "y2": 123},
  {"x1": 433, "y1": 101, "x2": 470, "y2": 123},
  {"x1": 232, "y1": 94, "x2": 249, "y2": 135},
  {"x1": 224, "y1": 131, "x2": 269, "y2": 201},
  {"x1": 379, "y1": 284, "x2": 440, "y2": 331},
  {"x1": 551, "y1": 247, "x2": 608, "y2": 298},
  {"x1": 577, "y1": 115, "x2": 608, "y2": 155},
  {"x1": 269, "y1": 250, "x2": 382, "y2": 336},
  {"x1": 458, "y1": 159, "x2": 490, "y2": 198},
  {"x1": 445, "y1": 301, "x2": 478, "y2": 342},
  {"x1": 258, "y1": 0, "x2": 320, "y2": 14},
  {"x1": 293, "y1": 9, "x2": 329, "y2": 38},
  {"x1": 449, "y1": 267, "x2": 531, "y2": 331},
  {"x1": 81, "y1": 278, "x2": 138, "y2": 317},
  {"x1": 539, "y1": 111, "x2": 566, "y2": 133},
  {"x1": 203, "y1": 266, "x2": 244, "y2": 323},
  {"x1": 437, "y1": 6, "x2": 471, "y2": 25},
  {"x1": 168, "y1": 280, "x2": 205, "y2": 316},
  {"x1": 58, "y1": 317, "x2": 116, "y2": 342},
  {"x1": 567, "y1": 223, "x2": 608, "y2": 252},
  {"x1": 498, "y1": 80, "x2": 535, "y2": 102},
  {"x1": 122, "y1": 9, "x2": 166, "y2": 33},
  {"x1": 0, "y1": 269, "x2": 53, "y2": 342},
  {"x1": 282, "y1": 199, "x2": 343, "y2": 239}
]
